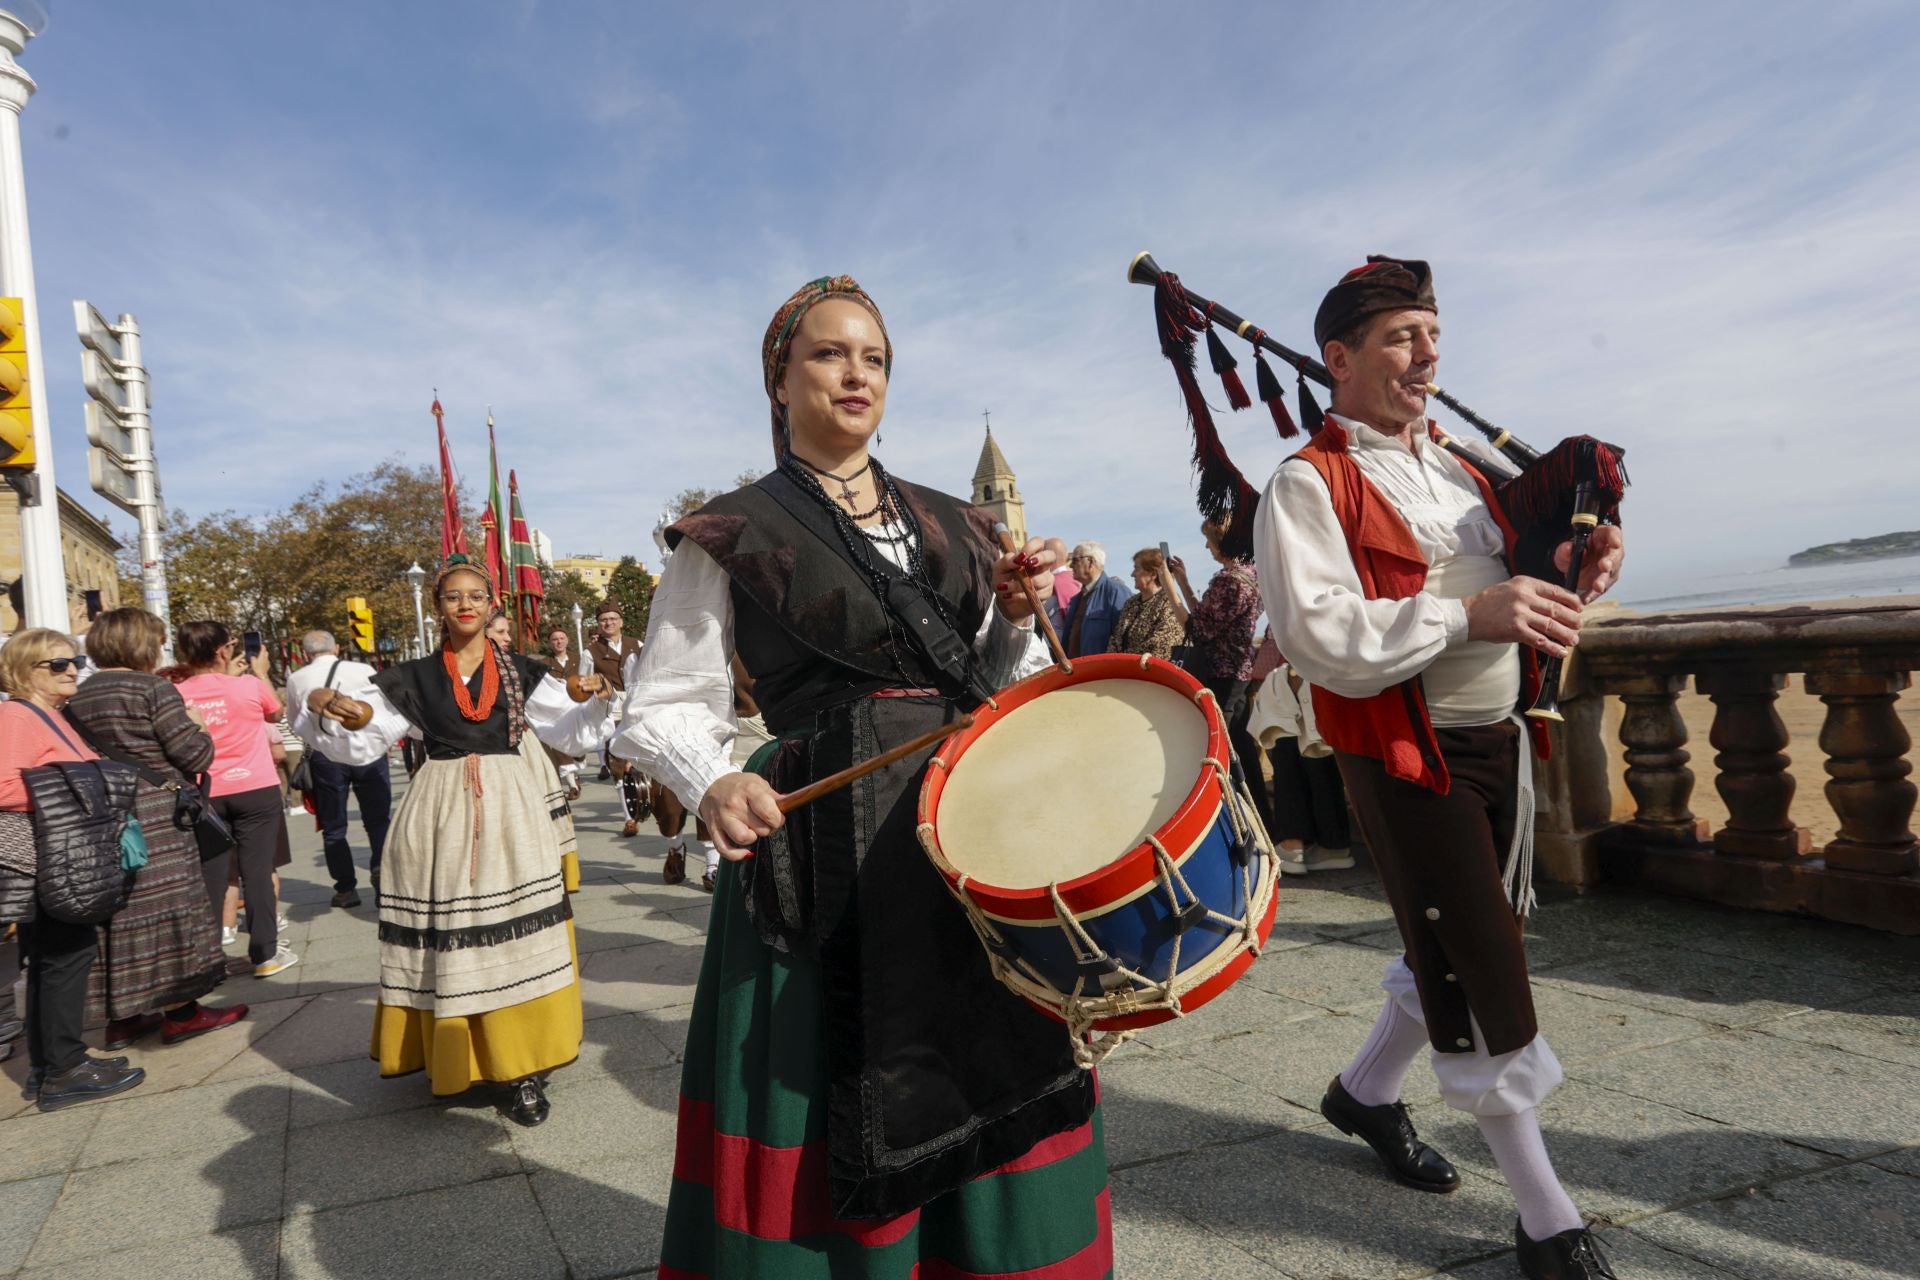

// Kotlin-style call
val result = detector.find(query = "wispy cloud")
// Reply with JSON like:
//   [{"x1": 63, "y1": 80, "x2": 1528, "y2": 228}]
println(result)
[{"x1": 14, "y1": 0, "x2": 1918, "y2": 605}]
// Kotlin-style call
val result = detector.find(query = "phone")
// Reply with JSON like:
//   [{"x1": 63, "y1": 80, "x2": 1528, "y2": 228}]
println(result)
[
  {"x1": 82, "y1": 589, "x2": 103, "y2": 621},
  {"x1": 1158, "y1": 541, "x2": 1172, "y2": 563},
  {"x1": 243, "y1": 630, "x2": 262, "y2": 659}
]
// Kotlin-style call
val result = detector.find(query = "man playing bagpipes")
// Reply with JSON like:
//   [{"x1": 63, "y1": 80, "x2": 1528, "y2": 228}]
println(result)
[{"x1": 1250, "y1": 258, "x2": 1624, "y2": 1278}]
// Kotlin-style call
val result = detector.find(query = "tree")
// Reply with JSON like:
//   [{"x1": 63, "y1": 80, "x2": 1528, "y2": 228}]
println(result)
[
  {"x1": 603, "y1": 556, "x2": 654, "y2": 639},
  {"x1": 160, "y1": 457, "x2": 472, "y2": 676},
  {"x1": 665, "y1": 470, "x2": 763, "y2": 522},
  {"x1": 537, "y1": 569, "x2": 600, "y2": 654}
]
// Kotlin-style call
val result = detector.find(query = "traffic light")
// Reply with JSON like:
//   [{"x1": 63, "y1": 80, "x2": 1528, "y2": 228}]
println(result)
[
  {"x1": 0, "y1": 297, "x2": 34, "y2": 469},
  {"x1": 347, "y1": 596, "x2": 375, "y2": 652}
]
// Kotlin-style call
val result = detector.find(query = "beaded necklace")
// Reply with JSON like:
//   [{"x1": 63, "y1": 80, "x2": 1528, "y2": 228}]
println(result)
[{"x1": 443, "y1": 641, "x2": 500, "y2": 722}]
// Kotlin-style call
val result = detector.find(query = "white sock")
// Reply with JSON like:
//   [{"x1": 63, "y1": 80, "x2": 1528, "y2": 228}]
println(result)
[
  {"x1": 702, "y1": 842, "x2": 720, "y2": 876},
  {"x1": 1476, "y1": 1108, "x2": 1584, "y2": 1240},
  {"x1": 1339, "y1": 998, "x2": 1429, "y2": 1107}
]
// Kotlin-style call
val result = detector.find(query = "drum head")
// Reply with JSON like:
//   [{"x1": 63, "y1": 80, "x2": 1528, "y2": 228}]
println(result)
[{"x1": 935, "y1": 677, "x2": 1209, "y2": 890}]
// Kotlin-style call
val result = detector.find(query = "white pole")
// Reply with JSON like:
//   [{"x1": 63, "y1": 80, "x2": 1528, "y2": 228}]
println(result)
[
  {"x1": 407, "y1": 564, "x2": 427, "y2": 653},
  {"x1": 112, "y1": 316, "x2": 170, "y2": 631},
  {"x1": 0, "y1": 13, "x2": 64, "y2": 629}
]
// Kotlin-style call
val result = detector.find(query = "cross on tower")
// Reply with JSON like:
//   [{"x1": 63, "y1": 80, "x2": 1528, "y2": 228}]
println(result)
[{"x1": 982, "y1": 409, "x2": 991, "y2": 432}]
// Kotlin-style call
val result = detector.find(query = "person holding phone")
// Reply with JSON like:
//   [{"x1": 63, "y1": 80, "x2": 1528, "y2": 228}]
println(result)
[
  {"x1": 174, "y1": 621, "x2": 299, "y2": 978},
  {"x1": 1105, "y1": 546, "x2": 1186, "y2": 661}
]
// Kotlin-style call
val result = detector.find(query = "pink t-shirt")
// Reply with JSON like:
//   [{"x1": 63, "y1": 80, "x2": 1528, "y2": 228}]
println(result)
[{"x1": 175, "y1": 673, "x2": 283, "y2": 797}]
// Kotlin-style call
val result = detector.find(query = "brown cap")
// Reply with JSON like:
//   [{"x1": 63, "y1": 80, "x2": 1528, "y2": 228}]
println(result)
[{"x1": 1313, "y1": 256, "x2": 1436, "y2": 351}]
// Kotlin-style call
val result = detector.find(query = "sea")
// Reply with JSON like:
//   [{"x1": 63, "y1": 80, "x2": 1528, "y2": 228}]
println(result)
[{"x1": 1624, "y1": 553, "x2": 1920, "y2": 614}]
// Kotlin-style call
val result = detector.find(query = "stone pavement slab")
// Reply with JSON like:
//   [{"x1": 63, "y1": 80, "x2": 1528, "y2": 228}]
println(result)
[
  {"x1": 1568, "y1": 1028, "x2": 1920, "y2": 1159},
  {"x1": 14, "y1": 1223, "x2": 279, "y2": 1280},
  {"x1": 278, "y1": 1174, "x2": 568, "y2": 1279},
  {"x1": 1627, "y1": 1160, "x2": 1920, "y2": 1279},
  {"x1": 5, "y1": 764, "x2": 1918, "y2": 1279}
]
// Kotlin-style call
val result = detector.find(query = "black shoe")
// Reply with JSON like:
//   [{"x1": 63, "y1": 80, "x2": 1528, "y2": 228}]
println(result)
[
  {"x1": 1320, "y1": 1075, "x2": 1460, "y2": 1193},
  {"x1": 37, "y1": 1058, "x2": 146, "y2": 1111},
  {"x1": 25, "y1": 1053, "x2": 130, "y2": 1095},
  {"x1": 1516, "y1": 1220, "x2": 1616, "y2": 1279},
  {"x1": 597, "y1": 766, "x2": 612, "y2": 781},
  {"x1": 506, "y1": 1076, "x2": 551, "y2": 1127},
  {"x1": 331, "y1": 889, "x2": 362, "y2": 909}
]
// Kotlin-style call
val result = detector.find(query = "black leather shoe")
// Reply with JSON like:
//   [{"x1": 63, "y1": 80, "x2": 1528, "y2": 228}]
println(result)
[
  {"x1": 331, "y1": 889, "x2": 361, "y2": 909},
  {"x1": 1516, "y1": 1220, "x2": 1617, "y2": 1278},
  {"x1": 507, "y1": 1077, "x2": 551, "y2": 1127},
  {"x1": 37, "y1": 1059, "x2": 146, "y2": 1111},
  {"x1": 26, "y1": 1053, "x2": 130, "y2": 1095},
  {"x1": 1320, "y1": 1075, "x2": 1460, "y2": 1193}
]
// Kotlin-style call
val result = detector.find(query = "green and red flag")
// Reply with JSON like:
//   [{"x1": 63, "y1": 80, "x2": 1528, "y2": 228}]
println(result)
[
  {"x1": 477, "y1": 412, "x2": 511, "y2": 620},
  {"x1": 507, "y1": 469, "x2": 544, "y2": 649},
  {"x1": 434, "y1": 397, "x2": 468, "y2": 561}
]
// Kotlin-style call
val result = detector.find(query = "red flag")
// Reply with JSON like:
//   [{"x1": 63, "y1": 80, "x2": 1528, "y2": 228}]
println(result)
[
  {"x1": 434, "y1": 398, "x2": 468, "y2": 561},
  {"x1": 508, "y1": 470, "x2": 545, "y2": 648}
]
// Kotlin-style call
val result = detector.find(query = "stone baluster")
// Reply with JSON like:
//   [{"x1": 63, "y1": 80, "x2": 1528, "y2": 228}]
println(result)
[
  {"x1": 1699, "y1": 669, "x2": 1811, "y2": 859},
  {"x1": 1805, "y1": 670, "x2": 1918, "y2": 876},
  {"x1": 1606, "y1": 674, "x2": 1705, "y2": 845}
]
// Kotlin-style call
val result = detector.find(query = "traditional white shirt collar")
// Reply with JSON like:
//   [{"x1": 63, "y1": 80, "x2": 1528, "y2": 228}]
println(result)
[{"x1": 1328, "y1": 411, "x2": 1429, "y2": 456}]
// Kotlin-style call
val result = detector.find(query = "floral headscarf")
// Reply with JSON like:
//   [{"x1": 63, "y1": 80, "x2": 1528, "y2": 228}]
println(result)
[{"x1": 761, "y1": 275, "x2": 891, "y2": 456}]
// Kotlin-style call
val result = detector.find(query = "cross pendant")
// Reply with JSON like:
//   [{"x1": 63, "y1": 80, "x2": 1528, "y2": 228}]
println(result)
[{"x1": 839, "y1": 483, "x2": 857, "y2": 502}]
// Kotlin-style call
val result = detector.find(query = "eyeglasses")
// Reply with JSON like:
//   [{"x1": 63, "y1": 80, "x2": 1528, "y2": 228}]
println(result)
[
  {"x1": 34, "y1": 656, "x2": 89, "y2": 674},
  {"x1": 439, "y1": 591, "x2": 490, "y2": 606}
]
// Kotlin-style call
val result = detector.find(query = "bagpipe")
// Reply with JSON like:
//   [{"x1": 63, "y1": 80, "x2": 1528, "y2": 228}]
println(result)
[{"x1": 1128, "y1": 252, "x2": 1627, "y2": 721}]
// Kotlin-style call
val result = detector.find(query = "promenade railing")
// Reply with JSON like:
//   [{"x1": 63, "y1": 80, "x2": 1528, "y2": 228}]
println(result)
[{"x1": 1533, "y1": 597, "x2": 1919, "y2": 934}]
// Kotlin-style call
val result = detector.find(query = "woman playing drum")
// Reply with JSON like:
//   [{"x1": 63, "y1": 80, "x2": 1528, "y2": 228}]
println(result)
[{"x1": 617, "y1": 276, "x2": 1111, "y2": 1277}]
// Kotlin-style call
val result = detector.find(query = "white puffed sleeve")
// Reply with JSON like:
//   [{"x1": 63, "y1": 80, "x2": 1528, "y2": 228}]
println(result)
[
  {"x1": 338, "y1": 686, "x2": 421, "y2": 753},
  {"x1": 1252, "y1": 459, "x2": 1466, "y2": 700},
  {"x1": 524, "y1": 670, "x2": 613, "y2": 756},
  {"x1": 611, "y1": 541, "x2": 739, "y2": 814}
]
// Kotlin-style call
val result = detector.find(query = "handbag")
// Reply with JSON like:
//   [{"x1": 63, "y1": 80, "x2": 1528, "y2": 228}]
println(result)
[
  {"x1": 17, "y1": 702, "x2": 140, "y2": 923},
  {"x1": 287, "y1": 658, "x2": 342, "y2": 794},
  {"x1": 60, "y1": 699, "x2": 236, "y2": 862}
]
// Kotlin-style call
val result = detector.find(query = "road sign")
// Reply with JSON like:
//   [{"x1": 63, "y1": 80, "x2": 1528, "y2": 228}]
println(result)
[
  {"x1": 83, "y1": 399, "x2": 134, "y2": 459},
  {"x1": 73, "y1": 301, "x2": 124, "y2": 364},
  {"x1": 87, "y1": 446, "x2": 145, "y2": 515},
  {"x1": 79, "y1": 348, "x2": 130, "y2": 414}
]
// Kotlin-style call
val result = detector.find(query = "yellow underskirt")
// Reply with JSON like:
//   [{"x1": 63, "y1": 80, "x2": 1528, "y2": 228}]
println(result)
[
  {"x1": 370, "y1": 921, "x2": 583, "y2": 1094},
  {"x1": 562, "y1": 849, "x2": 581, "y2": 893}
]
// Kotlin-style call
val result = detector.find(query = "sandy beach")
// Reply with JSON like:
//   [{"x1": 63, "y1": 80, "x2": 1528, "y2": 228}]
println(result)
[{"x1": 1674, "y1": 678, "x2": 1920, "y2": 848}]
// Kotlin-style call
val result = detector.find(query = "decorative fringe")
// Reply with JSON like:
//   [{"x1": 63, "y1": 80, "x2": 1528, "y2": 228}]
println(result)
[
  {"x1": 378, "y1": 897, "x2": 573, "y2": 952},
  {"x1": 1296, "y1": 374, "x2": 1326, "y2": 438},
  {"x1": 1205, "y1": 327, "x2": 1252, "y2": 410},
  {"x1": 1502, "y1": 714, "x2": 1539, "y2": 918},
  {"x1": 1254, "y1": 352, "x2": 1298, "y2": 438},
  {"x1": 1151, "y1": 271, "x2": 1260, "y2": 554},
  {"x1": 1498, "y1": 436, "x2": 1630, "y2": 531}
]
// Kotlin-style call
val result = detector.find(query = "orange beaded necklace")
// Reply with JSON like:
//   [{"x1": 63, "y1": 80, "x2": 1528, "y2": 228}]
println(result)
[{"x1": 443, "y1": 641, "x2": 500, "y2": 722}]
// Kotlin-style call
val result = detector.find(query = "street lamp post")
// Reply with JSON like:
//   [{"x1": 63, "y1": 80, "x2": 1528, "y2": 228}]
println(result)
[
  {"x1": 0, "y1": 8, "x2": 67, "y2": 628},
  {"x1": 406, "y1": 561, "x2": 428, "y2": 656},
  {"x1": 570, "y1": 602, "x2": 585, "y2": 675}
]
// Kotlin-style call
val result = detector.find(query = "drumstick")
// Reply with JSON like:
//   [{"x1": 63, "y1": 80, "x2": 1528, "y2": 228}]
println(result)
[
  {"x1": 776, "y1": 714, "x2": 974, "y2": 814},
  {"x1": 994, "y1": 523, "x2": 1073, "y2": 675}
]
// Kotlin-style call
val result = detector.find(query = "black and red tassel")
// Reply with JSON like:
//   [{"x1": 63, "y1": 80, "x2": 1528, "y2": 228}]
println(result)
[
  {"x1": 1296, "y1": 373, "x2": 1326, "y2": 438},
  {"x1": 1149, "y1": 271, "x2": 1261, "y2": 559},
  {"x1": 1204, "y1": 326, "x2": 1252, "y2": 411},
  {"x1": 1253, "y1": 351, "x2": 1298, "y2": 439}
]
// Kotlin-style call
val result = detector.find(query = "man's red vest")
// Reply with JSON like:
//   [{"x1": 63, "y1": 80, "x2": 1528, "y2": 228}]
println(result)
[{"x1": 1293, "y1": 420, "x2": 1549, "y2": 794}]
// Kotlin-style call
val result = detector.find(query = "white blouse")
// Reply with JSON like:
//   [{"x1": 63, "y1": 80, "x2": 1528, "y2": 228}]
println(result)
[
  {"x1": 1253, "y1": 413, "x2": 1521, "y2": 725},
  {"x1": 613, "y1": 523, "x2": 1047, "y2": 813},
  {"x1": 355, "y1": 664, "x2": 613, "y2": 758}
]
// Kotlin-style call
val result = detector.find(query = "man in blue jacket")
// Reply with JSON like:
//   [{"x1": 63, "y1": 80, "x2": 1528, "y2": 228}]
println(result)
[{"x1": 1062, "y1": 541, "x2": 1133, "y2": 658}]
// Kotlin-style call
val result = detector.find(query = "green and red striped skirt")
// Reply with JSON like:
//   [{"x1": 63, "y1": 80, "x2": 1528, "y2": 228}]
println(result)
[{"x1": 658, "y1": 858, "x2": 1113, "y2": 1279}]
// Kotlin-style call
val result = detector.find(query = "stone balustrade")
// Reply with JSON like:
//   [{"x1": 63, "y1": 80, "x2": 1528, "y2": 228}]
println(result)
[{"x1": 1535, "y1": 596, "x2": 1920, "y2": 933}]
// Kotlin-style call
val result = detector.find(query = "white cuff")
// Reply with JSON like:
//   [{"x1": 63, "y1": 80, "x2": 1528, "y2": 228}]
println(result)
[{"x1": 1440, "y1": 597, "x2": 1471, "y2": 645}]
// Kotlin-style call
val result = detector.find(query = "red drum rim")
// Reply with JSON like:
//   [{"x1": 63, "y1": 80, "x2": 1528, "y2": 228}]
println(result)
[{"x1": 918, "y1": 652, "x2": 1231, "y2": 922}]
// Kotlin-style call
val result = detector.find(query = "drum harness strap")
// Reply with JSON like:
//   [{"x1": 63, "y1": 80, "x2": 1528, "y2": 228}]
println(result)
[{"x1": 918, "y1": 682, "x2": 1279, "y2": 1068}]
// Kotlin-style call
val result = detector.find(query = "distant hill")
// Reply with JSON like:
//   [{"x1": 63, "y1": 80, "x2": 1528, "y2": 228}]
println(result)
[{"x1": 1788, "y1": 530, "x2": 1920, "y2": 568}]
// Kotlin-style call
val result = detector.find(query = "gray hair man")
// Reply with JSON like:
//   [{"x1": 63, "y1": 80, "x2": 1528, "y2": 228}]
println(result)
[
  {"x1": 285, "y1": 629, "x2": 392, "y2": 908},
  {"x1": 1061, "y1": 540, "x2": 1132, "y2": 659}
]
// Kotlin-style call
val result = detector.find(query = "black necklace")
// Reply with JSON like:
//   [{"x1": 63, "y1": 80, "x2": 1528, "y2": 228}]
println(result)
[{"x1": 791, "y1": 451, "x2": 873, "y2": 504}]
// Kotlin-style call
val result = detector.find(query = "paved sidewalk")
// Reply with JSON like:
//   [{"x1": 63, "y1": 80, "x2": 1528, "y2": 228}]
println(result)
[{"x1": 1, "y1": 770, "x2": 1917, "y2": 1278}]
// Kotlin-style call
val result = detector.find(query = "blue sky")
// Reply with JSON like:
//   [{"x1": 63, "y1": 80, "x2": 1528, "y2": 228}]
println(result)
[{"x1": 15, "y1": 1, "x2": 1920, "y2": 602}]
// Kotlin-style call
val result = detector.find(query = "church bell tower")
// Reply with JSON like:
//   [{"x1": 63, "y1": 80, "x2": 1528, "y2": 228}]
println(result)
[{"x1": 970, "y1": 417, "x2": 1026, "y2": 545}]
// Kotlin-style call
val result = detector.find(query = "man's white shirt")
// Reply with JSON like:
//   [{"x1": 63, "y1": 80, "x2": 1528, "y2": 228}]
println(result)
[{"x1": 286, "y1": 654, "x2": 396, "y2": 766}]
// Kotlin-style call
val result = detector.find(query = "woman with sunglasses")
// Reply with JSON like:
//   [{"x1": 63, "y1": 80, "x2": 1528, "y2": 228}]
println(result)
[
  {"x1": 0, "y1": 628, "x2": 148, "y2": 1110},
  {"x1": 173, "y1": 621, "x2": 298, "y2": 979},
  {"x1": 306, "y1": 559, "x2": 611, "y2": 1125}
]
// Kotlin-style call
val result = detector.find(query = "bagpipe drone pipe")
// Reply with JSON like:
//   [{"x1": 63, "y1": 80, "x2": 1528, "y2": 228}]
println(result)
[{"x1": 1127, "y1": 251, "x2": 1627, "y2": 720}]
